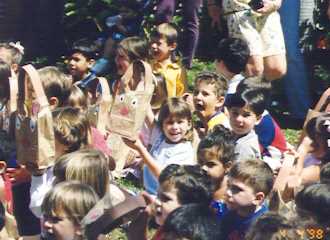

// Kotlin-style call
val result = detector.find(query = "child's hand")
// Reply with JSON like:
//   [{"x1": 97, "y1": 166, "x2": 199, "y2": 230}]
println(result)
[{"x1": 122, "y1": 137, "x2": 144, "y2": 152}]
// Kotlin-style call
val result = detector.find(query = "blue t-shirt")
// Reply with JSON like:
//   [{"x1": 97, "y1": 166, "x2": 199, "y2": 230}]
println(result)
[{"x1": 220, "y1": 203, "x2": 268, "y2": 240}]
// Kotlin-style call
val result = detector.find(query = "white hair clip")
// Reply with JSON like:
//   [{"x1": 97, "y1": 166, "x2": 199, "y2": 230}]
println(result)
[
  {"x1": 324, "y1": 120, "x2": 330, "y2": 132},
  {"x1": 9, "y1": 41, "x2": 24, "y2": 55}
]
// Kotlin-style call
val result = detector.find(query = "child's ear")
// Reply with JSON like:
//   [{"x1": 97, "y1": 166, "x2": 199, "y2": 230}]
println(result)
[
  {"x1": 253, "y1": 192, "x2": 265, "y2": 206},
  {"x1": 88, "y1": 59, "x2": 96, "y2": 69},
  {"x1": 224, "y1": 161, "x2": 232, "y2": 174},
  {"x1": 75, "y1": 226, "x2": 83, "y2": 237},
  {"x1": 169, "y1": 42, "x2": 177, "y2": 51},
  {"x1": 49, "y1": 97, "x2": 59, "y2": 110},
  {"x1": 215, "y1": 96, "x2": 225, "y2": 109}
]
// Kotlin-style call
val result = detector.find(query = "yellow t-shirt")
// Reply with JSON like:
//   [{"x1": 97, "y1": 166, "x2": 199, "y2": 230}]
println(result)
[
  {"x1": 207, "y1": 112, "x2": 230, "y2": 131},
  {"x1": 152, "y1": 61, "x2": 187, "y2": 97}
]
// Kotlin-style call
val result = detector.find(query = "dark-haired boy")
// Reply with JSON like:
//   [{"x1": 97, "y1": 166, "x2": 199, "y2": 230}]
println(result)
[
  {"x1": 226, "y1": 89, "x2": 261, "y2": 161},
  {"x1": 214, "y1": 38, "x2": 249, "y2": 101},
  {"x1": 68, "y1": 39, "x2": 101, "y2": 102},
  {"x1": 221, "y1": 159, "x2": 274, "y2": 239},
  {"x1": 235, "y1": 79, "x2": 287, "y2": 170}
]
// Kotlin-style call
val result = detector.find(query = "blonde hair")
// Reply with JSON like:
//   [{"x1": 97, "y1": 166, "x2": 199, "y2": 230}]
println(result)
[
  {"x1": 38, "y1": 66, "x2": 72, "y2": 107},
  {"x1": 42, "y1": 181, "x2": 99, "y2": 227},
  {"x1": 53, "y1": 107, "x2": 90, "y2": 152},
  {"x1": 68, "y1": 85, "x2": 88, "y2": 111},
  {"x1": 53, "y1": 149, "x2": 110, "y2": 198}
]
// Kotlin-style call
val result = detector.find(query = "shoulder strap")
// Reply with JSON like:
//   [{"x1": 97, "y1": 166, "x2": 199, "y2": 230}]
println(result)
[
  {"x1": 120, "y1": 60, "x2": 154, "y2": 92},
  {"x1": 97, "y1": 77, "x2": 111, "y2": 101},
  {"x1": 9, "y1": 69, "x2": 18, "y2": 113}
]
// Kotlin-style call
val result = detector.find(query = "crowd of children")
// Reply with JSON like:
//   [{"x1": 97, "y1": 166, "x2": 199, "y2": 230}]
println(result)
[{"x1": 0, "y1": 5, "x2": 329, "y2": 240}]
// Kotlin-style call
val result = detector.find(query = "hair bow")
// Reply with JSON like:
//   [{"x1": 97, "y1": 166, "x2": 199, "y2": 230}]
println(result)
[{"x1": 9, "y1": 41, "x2": 24, "y2": 55}]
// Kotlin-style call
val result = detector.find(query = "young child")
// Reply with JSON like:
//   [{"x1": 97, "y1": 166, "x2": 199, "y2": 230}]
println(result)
[
  {"x1": 245, "y1": 212, "x2": 299, "y2": 240},
  {"x1": 53, "y1": 149, "x2": 123, "y2": 205},
  {"x1": 226, "y1": 89, "x2": 261, "y2": 161},
  {"x1": 42, "y1": 181, "x2": 100, "y2": 240},
  {"x1": 236, "y1": 82, "x2": 287, "y2": 170},
  {"x1": 298, "y1": 113, "x2": 330, "y2": 185},
  {"x1": 214, "y1": 38, "x2": 249, "y2": 99},
  {"x1": 38, "y1": 66, "x2": 73, "y2": 109},
  {"x1": 150, "y1": 23, "x2": 187, "y2": 97},
  {"x1": 128, "y1": 164, "x2": 214, "y2": 240},
  {"x1": 197, "y1": 124, "x2": 236, "y2": 217},
  {"x1": 162, "y1": 203, "x2": 223, "y2": 240},
  {"x1": 115, "y1": 36, "x2": 149, "y2": 78},
  {"x1": 29, "y1": 107, "x2": 91, "y2": 218},
  {"x1": 295, "y1": 183, "x2": 330, "y2": 229},
  {"x1": 0, "y1": 42, "x2": 24, "y2": 73},
  {"x1": 123, "y1": 97, "x2": 195, "y2": 196},
  {"x1": 193, "y1": 71, "x2": 229, "y2": 136},
  {"x1": 220, "y1": 159, "x2": 274, "y2": 239},
  {"x1": 68, "y1": 39, "x2": 101, "y2": 103}
]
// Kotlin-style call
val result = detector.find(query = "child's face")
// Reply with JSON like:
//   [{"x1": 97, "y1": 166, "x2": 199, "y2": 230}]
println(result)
[
  {"x1": 68, "y1": 53, "x2": 93, "y2": 81},
  {"x1": 225, "y1": 177, "x2": 258, "y2": 212},
  {"x1": 229, "y1": 106, "x2": 257, "y2": 136},
  {"x1": 151, "y1": 37, "x2": 175, "y2": 62},
  {"x1": 193, "y1": 81, "x2": 223, "y2": 122},
  {"x1": 155, "y1": 183, "x2": 181, "y2": 225},
  {"x1": 162, "y1": 116, "x2": 191, "y2": 143},
  {"x1": 115, "y1": 48, "x2": 130, "y2": 76},
  {"x1": 198, "y1": 147, "x2": 226, "y2": 183},
  {"x1": 44, "y1": 212, "x2": 82, "y2": 240}
]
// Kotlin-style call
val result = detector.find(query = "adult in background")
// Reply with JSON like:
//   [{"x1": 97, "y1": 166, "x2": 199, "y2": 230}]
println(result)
[
  {"x1": 279, "y1": 0, "x2": 312, "y2": 120},
  {"x1": 155, "y1": 0, "x2": 202, "y2": 69},
  {"x1": 207, "y1": 0, "x2": 287, "y2": 81}
]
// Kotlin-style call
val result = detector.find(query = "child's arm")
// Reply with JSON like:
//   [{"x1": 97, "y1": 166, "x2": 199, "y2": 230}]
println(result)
[
  {"x1": 122, "y1": 138, "x2": 162, "y2": 178},
  {"x1": 145, "y1": 104, "x2": 155, "y2": 130}
]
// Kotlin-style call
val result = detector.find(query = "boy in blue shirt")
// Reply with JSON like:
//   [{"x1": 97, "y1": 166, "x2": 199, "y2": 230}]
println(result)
[{"x1": 220, "y1": 159, "x2": 274, "y2": 239}]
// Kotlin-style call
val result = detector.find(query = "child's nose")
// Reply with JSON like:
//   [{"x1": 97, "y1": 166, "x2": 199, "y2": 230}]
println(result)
[
  {"x1": 236, "y1": 115, "x2": 244, "y2": 123},
  {"x1": 151, "y1": 43, "x2": 157, "y2": 49},
  {"x1": 226, "y1": 188, "x2": 233, "y2": 198}
]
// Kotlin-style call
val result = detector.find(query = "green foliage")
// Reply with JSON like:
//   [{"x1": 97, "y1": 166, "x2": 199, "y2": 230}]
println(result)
[
  {"x1": 300, "y1": 0, "x2": 330, "y2": 93},
  {"x1": 187, "y1": 59, "x2": 215, "y2": 91}
]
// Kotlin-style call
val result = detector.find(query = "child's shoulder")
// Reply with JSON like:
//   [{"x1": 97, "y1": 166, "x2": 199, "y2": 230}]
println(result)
[{"x1": 208, "y1": 111, "x2": 230, "y2": 130}]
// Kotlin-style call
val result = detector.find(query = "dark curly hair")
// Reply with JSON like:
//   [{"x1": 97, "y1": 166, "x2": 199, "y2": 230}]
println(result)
[
  {"x1": 197, "y1": 124, "x2": 236, "y2": 166},
  {"x1": 159, "y1": 164, "x2": 214, "y2": 206}
]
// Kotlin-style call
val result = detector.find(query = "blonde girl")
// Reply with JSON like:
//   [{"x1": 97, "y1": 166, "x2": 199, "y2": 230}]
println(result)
[
  {"x1": 53, "y1": 149, "x2": 109, "y2": 198},
  {"x1": 42, "y1": 181, "x2": 99, "y2": 240},
  {"x1": 30, "y1": 107, "x2": 91, "y2": 218},
  {"x1": 124, "y1": 97, "x2": 195, "y2": 195}
]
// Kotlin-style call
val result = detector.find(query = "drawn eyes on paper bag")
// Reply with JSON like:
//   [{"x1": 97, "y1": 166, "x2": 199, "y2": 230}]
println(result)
[
  {"x1": 15, "y1": 117, "x2": 21, "y2": 130},
  {"x1": 29, "y1": 118, "x2": 36, "y2": 132},
  {"x1": 116, "y1": 94, "x2": 138, "y2": 117}
]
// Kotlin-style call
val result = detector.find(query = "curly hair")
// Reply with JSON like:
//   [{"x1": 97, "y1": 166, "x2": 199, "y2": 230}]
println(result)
[{"x1": 159, "y1": 164, "x2": 214, "y2": 206}]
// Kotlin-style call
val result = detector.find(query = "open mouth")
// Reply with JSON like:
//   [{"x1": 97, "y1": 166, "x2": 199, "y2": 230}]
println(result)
[{"x1": 194, "y1": 102, "x2": 204, "y2": 111}]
